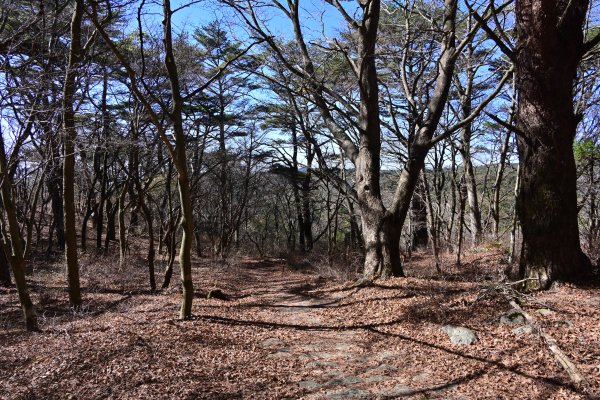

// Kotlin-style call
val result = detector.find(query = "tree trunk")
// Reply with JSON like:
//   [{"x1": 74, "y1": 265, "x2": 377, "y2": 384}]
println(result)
[
  {"x1": 462, "y1": 153, "x2": 483, "y2": 246},
  {"x1": 0, "y1": 136, "x2": 37, "y2": 330},
  {"x1": 491, "y1": 130, "x2": 511, "y2": 238},
  {"x1": 46, "y1": 164, "x2": 65, "y2": 251},
  {"x1": 411, "y1": 176, "x2": 428, "y2": 250},
  {"x1": 163, "y1": 0, "x2": 194, "y2": 318},
  {"x1": 515, "y1": 0, "x2": 592, "y2": 289},
  {"x1": 62, "y1": 0, "x2": 84, "y2": 307},
  {"x1": 0, "y1": 246, "x2": 11, "y2": 287}
]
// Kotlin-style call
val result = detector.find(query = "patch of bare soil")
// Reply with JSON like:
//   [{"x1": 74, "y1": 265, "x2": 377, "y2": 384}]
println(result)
[{"x1": 0, "y1": 252, "x2": 598, "y2": 399}]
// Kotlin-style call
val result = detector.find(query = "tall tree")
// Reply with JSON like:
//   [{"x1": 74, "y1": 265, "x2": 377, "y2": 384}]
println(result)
[
  {"x1": 62, "y1": 0, "x2": 85, "y2": 307},
  {"x1": 514, "y1": 0, "x2": 598, "y2": 288}
]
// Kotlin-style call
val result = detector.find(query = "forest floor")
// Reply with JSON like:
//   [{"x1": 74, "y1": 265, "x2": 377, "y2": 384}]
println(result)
[{"x1": 1, "y1": 249, "x2": 599, "y2": 399}]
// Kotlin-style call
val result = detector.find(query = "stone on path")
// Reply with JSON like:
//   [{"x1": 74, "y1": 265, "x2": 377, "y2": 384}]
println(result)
[
  {"x1": 500, "y1": 311, "x2": 525, "y2": 325},
  {"x1": 325, "y1": 388, "x2": 371, "y2": 399},
  {"x1": 299, "y1": 380, "x2": 321, "y2": 389},
  {"x1": 442, "y1": 325, "x2": 478, "y2": 345},
  {"x1": 511, "y1": 325, "x2": 534, "y2": 335},
  {"x1": 258, "y1": 337, "x2": 285, "y2": 349},
  {"x1": 327, "y1": 376, "x2": 362, "y2": 386},
  {"x1": 376, "y1": 384, "x2": 414, "y2": 397}
]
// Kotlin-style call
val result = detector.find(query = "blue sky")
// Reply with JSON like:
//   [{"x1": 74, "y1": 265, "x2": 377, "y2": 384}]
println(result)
[{"x1": 165, "y1": 0, "x2": 349, "y2": 41}]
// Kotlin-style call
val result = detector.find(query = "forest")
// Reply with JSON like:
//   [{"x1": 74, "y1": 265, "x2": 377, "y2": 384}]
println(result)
[{"x1": 1, "y1": 0, "x2": 599, "y2": 398}]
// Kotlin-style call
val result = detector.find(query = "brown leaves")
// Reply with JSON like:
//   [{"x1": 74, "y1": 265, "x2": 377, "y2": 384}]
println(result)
[{"x1": 0, "y1": 253, "x2": 598, "y2": 399}]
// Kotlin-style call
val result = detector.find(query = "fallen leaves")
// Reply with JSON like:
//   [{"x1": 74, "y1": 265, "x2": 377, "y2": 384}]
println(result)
[{"x1": 0, "y1": 252, "x2": 598, "y2": 399}]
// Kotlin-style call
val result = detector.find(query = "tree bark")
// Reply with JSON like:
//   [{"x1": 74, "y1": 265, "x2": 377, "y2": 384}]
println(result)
[
  {"x1": 163, "y1": 0, "x2": 194, "y2": 318},
  {"x1": 515, "y1": 0, "x2": 592, "y2": 289},
  {"x1": 0, "y1": 245, "x2": 11, "y2": 287},
  {"x1": 0, "y1": 135, "x2": 37, "y2": 330},
  {"x1": 62, "y1": 0, "x2": 84, "y2": 307}
]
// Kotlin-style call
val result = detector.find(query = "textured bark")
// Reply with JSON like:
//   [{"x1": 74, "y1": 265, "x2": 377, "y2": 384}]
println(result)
[
  {"x1": 163, "y1": 0, "x2": 194, "y2": 318},
  {"x1": 354, "y1": 0, "x2": 386, "y2": 280},
  {"x1": 515, "y1": 0, "x2": 592, "y2": 289},
  {"x1": 62, "y1": 0, "x2": 84, "y2": 307},
  {"x1": 0, "y1": 245, "x2": 11, "y2": 286},
  {"x1": 46, "y1": 163, "x2": 65, "y2": 252},
  {"x1": 0, "y1": 136, "x2": 37, "y2": 330}
]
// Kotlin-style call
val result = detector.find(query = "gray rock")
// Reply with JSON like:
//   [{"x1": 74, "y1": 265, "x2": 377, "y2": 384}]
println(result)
[
  {"x1": 365, "y1": 375, "x2": 387, "y2": 383},
  {"x1": 442, "y1": 325, "x2": 478, "y2": 345},
  {"x1": 376, "y1": 350, "x2": 397, "y2": 360},
  {"x1": 512, "y1": 325, "x2": 534, "y2": 335},
  {"x1": 377, "y1": 384, "x2": 413, "y2": 397},
  {"x1": 326, "y1": 388, "x2": 371, "y2": 399},
  {"x1": 327, "y1": 376, "x2": 362, "y2": 386},
  {"x1": 299, "y1": 380, "x2": 321, "y2": 389},
  {"x1": 259, "y1": 337, "x2": 285, "y2": 349},
  {"x1": 266, "y1": 350, "x2": 292, "y2": 359},
  {"x1": 500, "y1": 311, "x2": 525, "y2": 325},
  {"x1": 367, "y1": 363, "x2": 396, "y2": 373}
]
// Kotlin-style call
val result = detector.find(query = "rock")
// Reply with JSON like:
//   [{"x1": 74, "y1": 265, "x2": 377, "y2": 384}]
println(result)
[
  {"x1": 365, "y1": 375, "x2": 387, "y2": 383},
  {"x1": 326, "y1": 388, "x2": 371, "y2": 399},
  {"x1": 500, "y1": 311, "x2": 525, "y2": 325},
  {"x1": 442, "y1": 325, "x2": 478, "y2": 345},
  {"x1": 377, "y1": 384, "x2": 413, "y2": 397},
  {"x1": 536, "y1": 308, "x2": 554, "y2": 316},
  {"x1": 327, "y1": 376, "x2": 362, "y2": 386},
  {"x1": 512, "y1": 325, "x2": 534, "y2": 335},
  {"x1": 298, "y1": 380, "x2": 321, "y2": 389},
  {"x1": 366, "y1": 363, "x2": 396, "y2": 373},
  {"x1": 306, "y1": 360, "x2": 337, "y2": 369},
  {"x1": 375, "y1": 350, "x2": 397, "y2": 361},
  {"x1": 206, "y1": 288, "x2": 228, "y2": 300},
  {"x1": 266, "y1": 350, "x2": 292, "y2": 359},
  {"x1": 258, "y1": 337, "x2": 285, "y2": 349}
]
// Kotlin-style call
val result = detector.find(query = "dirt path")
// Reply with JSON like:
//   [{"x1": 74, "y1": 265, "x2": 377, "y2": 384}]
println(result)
[{"x1": 212, "y1": 261, "x2": 455, "y2": 399}]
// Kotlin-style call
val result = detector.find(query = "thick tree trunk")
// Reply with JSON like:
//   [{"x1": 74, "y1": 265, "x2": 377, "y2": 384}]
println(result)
[
  {"x1": 354, "y1": 0, "x2": 386, "y2": 281},
  {"x1": 301, "y1": 144, "x2": 313, "y2": 250},
  {"x1": 62, "y1": 0, "x2": 84, "y2": 307},
  {"x1": 515, "y1": 0, "x2": 592, "y2": 289}
]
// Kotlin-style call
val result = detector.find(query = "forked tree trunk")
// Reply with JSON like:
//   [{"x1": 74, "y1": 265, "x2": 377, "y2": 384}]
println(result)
[{"x1": 515, "y1": 0, "x2": 592, "y2": 289}]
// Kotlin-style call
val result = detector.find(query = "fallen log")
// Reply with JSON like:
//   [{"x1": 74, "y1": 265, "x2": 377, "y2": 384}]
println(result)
[{"x1": 509, "y1": 300, "x2": 589, "y2": 391}]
